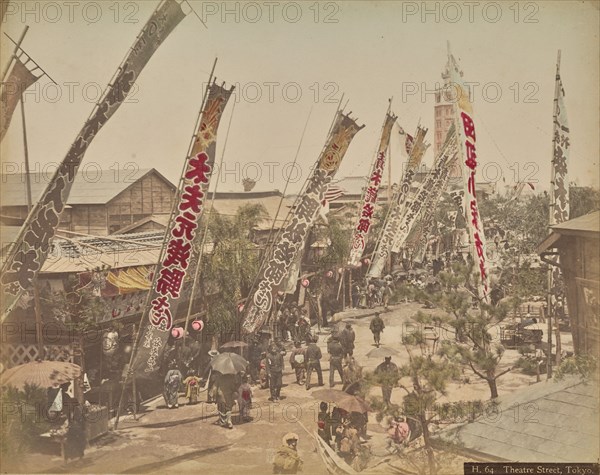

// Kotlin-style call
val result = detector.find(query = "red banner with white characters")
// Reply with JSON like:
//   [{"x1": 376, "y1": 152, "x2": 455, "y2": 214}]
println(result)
[
  {"x1": 448, "y1": 53, "x2": 489, "y2": 301},
  {"x1": 133, "y1": 82, "x2": 234, "y2": 377},
  {"x1": 348, "y1": 112, "x2": 397, "y2": 267}
]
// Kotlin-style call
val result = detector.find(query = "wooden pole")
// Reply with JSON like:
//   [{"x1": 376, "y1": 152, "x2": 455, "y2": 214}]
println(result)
[
  {"x1": 1, "y1": 25, "x2": 28, "y2": 84},
  {"x1": 20, "y1": 86, "x2": 45, "y2": 360},
  {"x1": 131, "y1": 324, "x2": 138, "y2": 421},
  {"x1": 547, "y1": 50, "x2": 561, "y2": 380}
]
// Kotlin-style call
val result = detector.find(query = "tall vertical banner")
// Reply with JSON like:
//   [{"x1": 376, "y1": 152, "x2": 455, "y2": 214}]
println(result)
[
  {"x1": 551, "y1": 63, "x2": 570, "y2": 225},
  {"x1": 0, "y1": 56, "x2": 41, "y2": 142},
  {"x1": 448, "y1": 52, "x2": 490, "y2": 301},
  {"x1": 132, "y1": 82, "x2": 234, "y2": 377},
  {"x1": 390, "y1": 130, "x2": 457, "y2": 253},
  {"x1": 242, "y1": 112, "x2": 364, "y2": 334},
  {"x1": 549, "y1": 54, "x2": 570, "y2": 322},
  {"x1": 0, "y1": 0, "x2": 187, "y2": 318},
  {"x1": 347, "y1": 112, "x2": 397, "y2": 267},
  {"x1": 367, "y1": 127, "x2": 429, "y2": 278}
]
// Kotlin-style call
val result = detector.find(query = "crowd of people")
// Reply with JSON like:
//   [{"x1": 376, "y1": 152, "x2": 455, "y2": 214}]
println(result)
[
  {"x1": 317, "y1": 401, "x2": 370, "y2": 471},
  {"x1": 155, "y1": 297, "x2": 419, "y2": 475}
]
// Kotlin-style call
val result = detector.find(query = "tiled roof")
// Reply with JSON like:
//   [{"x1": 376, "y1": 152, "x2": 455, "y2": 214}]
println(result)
[{"x1": 438, "y1": 376, "x2": 599, "y2": 462}]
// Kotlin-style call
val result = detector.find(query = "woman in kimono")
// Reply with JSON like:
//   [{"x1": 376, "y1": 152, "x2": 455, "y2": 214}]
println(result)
[
  {"x1": 163, "y1": 361, "x2": 183, "y2": 409},
  {"x1": 183, "y1": 369, "x2": 201, "y2": 405}
]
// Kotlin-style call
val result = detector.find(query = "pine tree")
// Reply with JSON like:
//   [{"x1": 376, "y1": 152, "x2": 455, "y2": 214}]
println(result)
[{"x1": 399, "y1": 312, "x2": 460, "y2": 475}]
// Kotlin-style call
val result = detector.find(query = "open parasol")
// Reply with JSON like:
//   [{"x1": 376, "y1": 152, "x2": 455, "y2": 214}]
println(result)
[
  {"x1": 312, "y1": 389, "x2": 370, "y2": 413},
  {"x1": 0, "y1": 360, "x2": 81, "y2": 390},
  {"x1": 208, "y1": 352, "x2": 248, "y2": 375},
  {"x1": 366, "y1": 346, "x2": 399, "y2": 358}
]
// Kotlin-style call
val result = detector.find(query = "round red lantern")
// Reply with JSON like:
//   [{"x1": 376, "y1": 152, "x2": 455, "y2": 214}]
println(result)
[
  {"x1": 301, "y1": 279, "x2": 310, "y2": 288},
  {"x1": 238, "y1": 303, "x2": 245, "y2": 313},
  {"x1": 171, "y1": 327, "x2": 184, "y2": 339},
  {"x1": 191, "y1": 320, "x2": 204, "y2": 332}
]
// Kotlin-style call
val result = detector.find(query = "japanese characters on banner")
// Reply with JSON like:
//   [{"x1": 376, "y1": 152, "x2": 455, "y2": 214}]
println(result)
[
  {"x1": 348, "y1": 112, "x2": 397, "y2": 267},
  {"x1": 367, "y1": 126, "x2": 429, "y2": 279},
  {"x1": 406, "y1": 140, "x2": 459, "y2": 261},
  {"x1": 0, "y1": 56, "x2": 41, "y2": 142},
  {"x1": 0, "y1": 0, "x2": 188, "y2": 318},
  {"x1": 551, "y1": 66, "x2": 570, "y2": 226},
  {"x1": 549, "y1": 56, "x2": 570, "y2": 321},
  {"x1": 242, "y1": 112, "x2": 364, "y2": 334},
  {"x1": 389, "y1": 130, "x2": 458, "y2": 254},
  {"x1": 448, "y1": 53, "x2": 490, "y2": 301},
  {"x1": 133, "y1": 82, "x2": 234, "y2": 377}
]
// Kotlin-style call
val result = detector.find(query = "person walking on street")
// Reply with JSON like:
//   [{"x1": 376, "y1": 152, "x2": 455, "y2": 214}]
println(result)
[
  {"x1": 382, "y1": 283, "x2": 393, "y2": 310},
  {"x1": 305, "y1": 335, "x2": 324, "y2": 390},
  {"x1": 267, "y1": 343, "x2": 285, "y2": 401},
  {"x1": 214, "y1": 372, "x2": 237, "y2": 429},
  {"x1": 183, "y1": 369, "x2": 201, "y2": 405},
  {"x1": 163, "y1": 361, "x2": 182, "y2": 409},
  {"x1": 370, "y1": 313, "x2": 385, "y2": 347},
  {"x1": 340, "y1": 323, "x2": 355, "y2": 360},
  {"x1": 327, "y1": 335, "x2": 345, "y2": 388},
  {"x1": 237, "y1": 374, "x2": 253, "y2": 422},
  {"x1": 273, "y1": 433, "x2": 303, "y2": 474},
  {"x1": 289, "y1": 341, "x2": 306, "y2": 385},
  {"x1": 374, "y1": 356, "x2": 399, "y2": 407},
  {"x1": 204, "y1": 350, "x2": 220, "y2": 403}
]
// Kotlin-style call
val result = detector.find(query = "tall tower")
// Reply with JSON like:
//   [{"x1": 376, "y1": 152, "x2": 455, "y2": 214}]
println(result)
[{"x1": 433, "y1": 68, "x2": 455, "y2": 158}]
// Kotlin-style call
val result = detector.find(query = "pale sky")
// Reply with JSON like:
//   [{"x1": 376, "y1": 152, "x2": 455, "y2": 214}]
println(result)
[{"x1": 1, "y1": 1, "x2": 598, "y2": 196}]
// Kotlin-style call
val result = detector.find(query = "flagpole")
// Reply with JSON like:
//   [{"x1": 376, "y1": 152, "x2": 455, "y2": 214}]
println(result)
[
  {"x1": 114, "y1": 58, "x2": 218, "y2": 430},
  {"x1": 183, "y1": 99, "x2": 236, "y2": 341},
  {"x1": 19, "y1": 87, "x2": 45, "y2": 360},
  {"x1": 3, "y1": 32, "x2": 57, "y2": 85},
  {"x1": 546, "y1": 49, "x2": 561, "y2": 380},
  {"x1": 0, "y1": 25, "x2": 27, "y2": 84}
]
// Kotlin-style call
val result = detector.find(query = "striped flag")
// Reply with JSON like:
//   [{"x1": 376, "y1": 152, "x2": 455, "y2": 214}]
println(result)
[{"x1": 322, "y1": 184, "x2": 346, "y2": 205}]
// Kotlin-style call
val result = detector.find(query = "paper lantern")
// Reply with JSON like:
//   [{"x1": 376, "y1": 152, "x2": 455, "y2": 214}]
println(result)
[
  {"x1": 102, "y1": 330, "x2": 119, "y2": 356},
  {"x1": 191, "y1": 320, "x2": 204, "y2": 332},
  {"x1": 238, "y1": 303, "x2": 245, "y2": 312},
  {"x1": 325, "y1": 270, "x2": 334, "y2": 278},
  {"x1": 171, "y1": 327, "x2": 184, "y2": 339},
  {"x1": 301, "y1": 279, "x2": 310, "y2": 288}
]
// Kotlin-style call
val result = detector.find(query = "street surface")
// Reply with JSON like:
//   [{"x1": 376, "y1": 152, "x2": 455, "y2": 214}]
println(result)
[{"x1": 9, "y1": 302, "x2": 550, "y2": 474}]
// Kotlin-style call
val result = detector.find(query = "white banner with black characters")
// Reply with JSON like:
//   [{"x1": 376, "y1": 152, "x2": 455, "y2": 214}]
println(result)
[
  {"x1": 1, "y1": 0, "x2": 188, "y2": 318},
  {"x1": 367, "y1": 126, "x2": 429, "y2": 279},
  {"x1": 242, "y1": 112, "x2": 364, "y2": 334}
]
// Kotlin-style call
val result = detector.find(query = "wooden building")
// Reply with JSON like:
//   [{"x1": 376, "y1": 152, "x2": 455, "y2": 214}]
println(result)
[
  {"x1": 1, "y1": 168, "x2": 176, "y2": 236},
  {"x1": 538, "y1": 211, "x2": 600, "y2": 357}
]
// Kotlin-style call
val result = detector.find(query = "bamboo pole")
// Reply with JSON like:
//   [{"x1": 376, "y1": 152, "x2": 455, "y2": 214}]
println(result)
[
  {"x1": 0, "y1": 25, "x2": 27, "y2": 84},
  {"x1": 115, "y1": 58, "x2": 218, "y2": 430},
  {"x1": 547, "y1": 50, "x2": 561, "y2": 380}
]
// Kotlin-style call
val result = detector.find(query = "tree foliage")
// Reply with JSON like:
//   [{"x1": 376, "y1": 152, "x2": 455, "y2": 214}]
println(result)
[
  {"x1": 1, "y1": 384, "x2": 52, "y2": 459},
  {"x1": 397, "y1": 312, "x2": 461, "y2": 475},
  {"x1": 200, "y1": 203, "x2": 268, "y2": 336}
]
